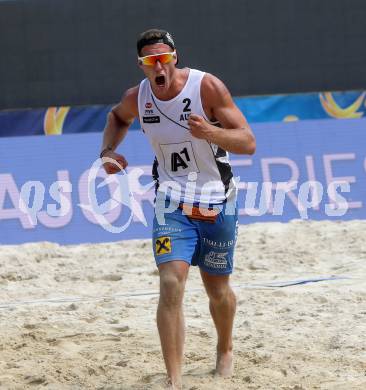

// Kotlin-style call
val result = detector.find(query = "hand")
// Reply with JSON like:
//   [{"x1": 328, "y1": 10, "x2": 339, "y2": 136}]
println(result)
[
  {"x1": 187, "y1": 113, "x2": 214, "y2": 140},
  {"x1": 101, "y1": 151, "x2": 128, "y2": 174}
]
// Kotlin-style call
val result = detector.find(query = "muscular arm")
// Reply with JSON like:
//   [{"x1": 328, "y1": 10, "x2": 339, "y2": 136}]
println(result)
[
  {"x1": 188, "y1": 73, "x2": 256, "y2": 155},
  {"x1": 101, "y1": 86, "x2": 139, "y2": 154},
  {"x1": 100, "y1": 86, "x2": 139, "y2": 173}
]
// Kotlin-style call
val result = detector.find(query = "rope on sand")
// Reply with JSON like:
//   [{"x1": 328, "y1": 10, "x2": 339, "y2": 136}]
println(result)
[
  {"x1": 246, "y1": 275, "x2": 350, "y2": 288},
  {"x1": 0, "y1": 275, "x2": 351, "y2": 310}
]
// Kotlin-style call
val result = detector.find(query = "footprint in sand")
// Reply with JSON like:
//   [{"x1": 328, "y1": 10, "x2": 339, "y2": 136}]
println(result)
[
  {"x1": 51, "y1": 340, "x2": 82, "y2": 357},
  {"x1": 24, "y1": 375, "x2": 46, "y2": 385},
  {"x1": 140, "y1": 372, "x2": 166, "y2": 386}
]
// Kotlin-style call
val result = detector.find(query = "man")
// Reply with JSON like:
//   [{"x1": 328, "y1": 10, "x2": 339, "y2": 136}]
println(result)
[{"x1": 100, "y1": 29, "x2": 255, "y2": 389}]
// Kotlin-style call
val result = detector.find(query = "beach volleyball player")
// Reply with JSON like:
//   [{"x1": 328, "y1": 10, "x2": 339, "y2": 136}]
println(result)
[{"x1": 100, "y1": 29, "x2": 255, "y2": 389}]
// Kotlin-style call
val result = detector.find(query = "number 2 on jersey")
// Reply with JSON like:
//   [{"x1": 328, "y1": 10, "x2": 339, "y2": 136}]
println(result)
[{"x1": 183, "y1": 98, "x2": 191, "y2": 112}]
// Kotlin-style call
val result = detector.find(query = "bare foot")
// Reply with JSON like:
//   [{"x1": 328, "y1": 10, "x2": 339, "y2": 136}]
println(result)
[
  {"x1": 165, "y1": 377, "x2": 182, "y2": 390},
  {"x1": 215, "y1": 350, "x2": 233, "y2": 377}
]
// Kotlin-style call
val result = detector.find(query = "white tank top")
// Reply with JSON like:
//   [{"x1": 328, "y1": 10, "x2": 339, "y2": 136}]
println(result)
[{"x1": 137, "y1": 68, "x2": 235, "y2": 204}]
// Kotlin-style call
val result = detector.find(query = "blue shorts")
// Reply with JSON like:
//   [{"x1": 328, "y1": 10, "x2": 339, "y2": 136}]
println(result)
[{"x1": 152, "y1": 200, "x2": 238, "y2": 275}]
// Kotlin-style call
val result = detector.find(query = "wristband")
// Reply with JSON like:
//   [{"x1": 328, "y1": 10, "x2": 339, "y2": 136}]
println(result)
[{"x1": 100, "y1": 146, "x2": 113, "y2": 159}]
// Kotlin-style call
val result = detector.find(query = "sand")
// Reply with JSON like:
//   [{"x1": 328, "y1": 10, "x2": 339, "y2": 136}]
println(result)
[{"x1": 0, "y1": 220, "x2": 365, "y2": 390}]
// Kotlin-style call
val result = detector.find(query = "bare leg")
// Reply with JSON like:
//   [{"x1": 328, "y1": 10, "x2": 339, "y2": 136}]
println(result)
[
  {"x1": 157, "y1": 261, "x2": 189, "y2": 389},
  {"x1": 200, "y1": 270, "x2": 236, "y2": 377}
]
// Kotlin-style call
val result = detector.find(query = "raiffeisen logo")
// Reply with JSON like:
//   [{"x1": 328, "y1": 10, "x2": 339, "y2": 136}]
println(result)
[
  {"x1": 79, "y1": 157, "x2": 153, "y2": 233},
  {"x1": 319, "y1": 92, "x2": 365, "y2": 119}
]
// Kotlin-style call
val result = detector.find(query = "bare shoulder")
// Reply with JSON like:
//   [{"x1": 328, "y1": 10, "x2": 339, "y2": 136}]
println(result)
[
  {"x1": 201, "y1": 73, "x2": 231, "y2": 104},
  {"x1": 201, "y1": 73, "x2": 234, "y2": 117},
  {"x1": 112, "y1": 85, "x2": 139, "y2": 121},
  {"x1": 201, "y1": 73, "x2": 234, "y2": 120},
  {"x1": 123, "y1": 85, "x2": 139, "y2": 103}
]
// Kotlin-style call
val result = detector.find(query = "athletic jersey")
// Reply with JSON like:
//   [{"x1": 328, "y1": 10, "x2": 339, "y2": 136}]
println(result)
[{"x1": 137, "y1": 68, "x2": 236, "y2": 204}]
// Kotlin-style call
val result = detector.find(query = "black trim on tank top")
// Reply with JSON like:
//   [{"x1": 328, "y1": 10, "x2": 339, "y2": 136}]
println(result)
[
  {"x1": 152, "y1": 157, "x2": 160, "y2": 193},
  {"x1": 151, "y1": 94, "x2": 190, "y2": 131},
  {"x1": 215, "y1": 146, "x2": 233, "y2": 193},
  {"x1": 206, "y1": 141, "x2": 233, "y2": 195}
]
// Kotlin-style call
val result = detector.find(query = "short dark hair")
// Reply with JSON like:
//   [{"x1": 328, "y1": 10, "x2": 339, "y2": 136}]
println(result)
[{"x1": 137, "y1": 29, "x2": 176, "y2": 56}]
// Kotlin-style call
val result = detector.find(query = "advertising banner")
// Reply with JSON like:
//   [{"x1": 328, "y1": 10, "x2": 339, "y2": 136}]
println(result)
[
  {"x1": 0, "y1": 118, "x2": 365, "y2": 245},
  {"x1": 0, "y1": 90, "x2": 365, "y2": 138}
]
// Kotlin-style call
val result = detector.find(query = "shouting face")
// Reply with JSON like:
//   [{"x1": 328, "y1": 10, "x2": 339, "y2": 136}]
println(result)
[{"x1": 138, "y1": 43, "x2": 178, "y2": 97}]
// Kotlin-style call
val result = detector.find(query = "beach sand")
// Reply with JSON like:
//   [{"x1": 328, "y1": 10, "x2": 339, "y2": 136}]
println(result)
[{"x1": 0, "y1": 220, "x2": 365, "y2": 389}]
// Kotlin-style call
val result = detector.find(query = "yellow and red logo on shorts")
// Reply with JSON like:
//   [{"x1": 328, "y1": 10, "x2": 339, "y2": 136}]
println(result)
[{"x1": 155, "y1": 236, "x2": 171, "y2": 255}]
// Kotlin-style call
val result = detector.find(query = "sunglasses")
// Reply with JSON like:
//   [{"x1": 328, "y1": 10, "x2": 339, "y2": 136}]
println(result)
[{"x1": 138, "y1": 51, "x2": 176, "y2": 66}]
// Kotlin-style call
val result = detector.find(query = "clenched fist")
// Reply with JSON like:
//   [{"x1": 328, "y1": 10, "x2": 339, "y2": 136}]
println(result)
[
  {"x1": 101, "y1": 150, "x2": 128, "y2": 174},
  {"x1": 187, "y1": 113, "x2": 215, "y2": 140}
]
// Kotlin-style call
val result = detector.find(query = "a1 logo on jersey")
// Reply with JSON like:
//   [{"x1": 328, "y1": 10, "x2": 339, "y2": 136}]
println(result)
[
  {"x1": 171, "y1": 147, "x2": 190, "y2": 172},
  {"x1": 160, "y1": 141, "x2": 199, "y2": 177},
  {"x1": 179, "y1": 98, "x2": 191, "y2": 121}
]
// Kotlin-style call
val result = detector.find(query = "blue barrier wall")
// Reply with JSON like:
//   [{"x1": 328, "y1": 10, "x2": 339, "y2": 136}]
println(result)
[
  {"x1": 1, "y1": 90, "x2": 365, "y2": 137},
  {"x1": 0, "y1": 118, "x2": 365, "y2": 245}
]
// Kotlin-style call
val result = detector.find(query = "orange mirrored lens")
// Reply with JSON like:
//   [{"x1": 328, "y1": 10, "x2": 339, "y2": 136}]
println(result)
[{"x1": 140, "y1": 52, "x2": 175, "y2": 66}]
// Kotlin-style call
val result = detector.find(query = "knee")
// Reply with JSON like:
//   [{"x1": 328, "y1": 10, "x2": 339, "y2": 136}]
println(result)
[
  {"x1": 207, "y1": 285, "x2": 236, "y2": 305},
  {"x1": 159, "y1": 273, "x2": 186, "y2": 307}
]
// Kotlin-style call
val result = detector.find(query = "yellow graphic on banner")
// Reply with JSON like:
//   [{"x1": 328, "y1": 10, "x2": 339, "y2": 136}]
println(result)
[
  {"x1": 319, "y1": 92, "x2": 365, "y2": 119},
  {"x1": 283, "y1": 115, "x2": 299, "y2": 122},
  {"x1": 44, "y1": 106, "x2": 70, "y2": 135}
]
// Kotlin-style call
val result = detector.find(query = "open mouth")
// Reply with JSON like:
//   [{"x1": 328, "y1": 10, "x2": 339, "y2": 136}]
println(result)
[{"x1": 155, "y1": 75, "x2": 166, "y2": 86}]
